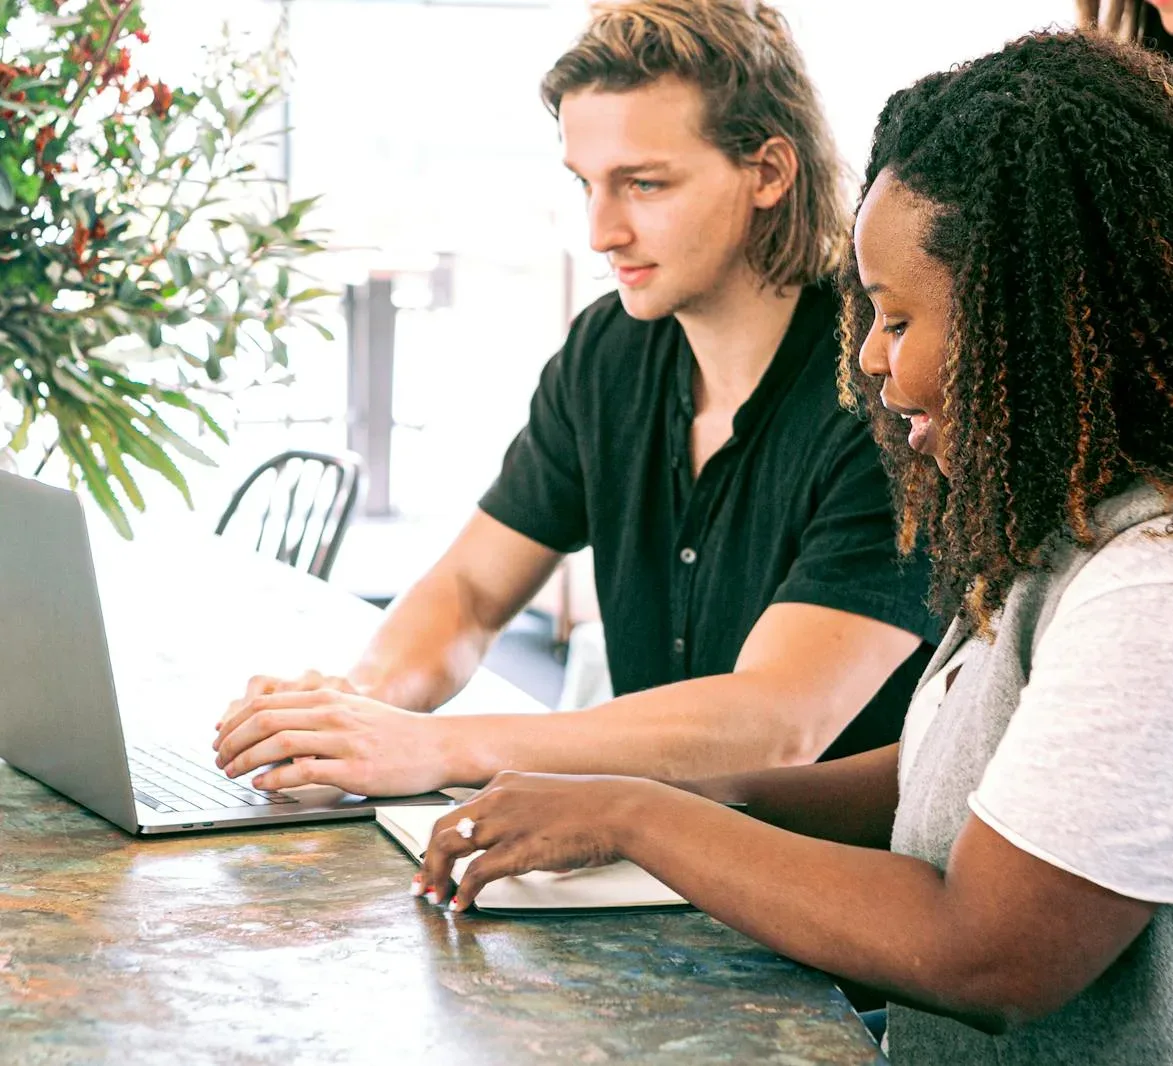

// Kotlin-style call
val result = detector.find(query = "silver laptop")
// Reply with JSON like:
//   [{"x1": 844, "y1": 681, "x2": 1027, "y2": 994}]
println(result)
[{"x1": 0, "y1": 470, "x2": 445, "y2": 835}]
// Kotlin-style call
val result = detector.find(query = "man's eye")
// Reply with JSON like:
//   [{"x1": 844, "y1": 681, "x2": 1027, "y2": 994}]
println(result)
[
  {"x1": 882, "y1": 321, "x2": 907, "y2": 337},
  {"x1": 631, "y1": 179, "x2": 661, "y2": 194}
]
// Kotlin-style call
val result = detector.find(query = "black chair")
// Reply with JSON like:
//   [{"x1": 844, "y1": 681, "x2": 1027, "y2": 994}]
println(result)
[{"x1": 215, "y1": 449, "x2": 365, "y2": 581}]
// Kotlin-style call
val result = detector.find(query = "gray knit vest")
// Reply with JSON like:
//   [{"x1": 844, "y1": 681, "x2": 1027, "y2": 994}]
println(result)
[{"x1": 887, "y1": 485, "x2": 1173, "y2": 1065}]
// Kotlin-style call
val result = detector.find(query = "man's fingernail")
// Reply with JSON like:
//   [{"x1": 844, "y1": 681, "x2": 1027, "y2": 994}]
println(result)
[{"x1": 426, "y1": 889, "x2": 441, "y2": 905}]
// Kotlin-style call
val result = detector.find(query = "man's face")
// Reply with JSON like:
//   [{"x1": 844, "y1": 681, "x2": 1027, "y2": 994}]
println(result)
[{"x1": 559, "y1": 77, "x2": 762, "y2": 321}]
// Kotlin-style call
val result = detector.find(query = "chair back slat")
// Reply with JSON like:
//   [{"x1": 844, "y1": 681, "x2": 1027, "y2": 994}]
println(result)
[{"x1": 215, "y1": 450, "x2": 365, "y2": 580}]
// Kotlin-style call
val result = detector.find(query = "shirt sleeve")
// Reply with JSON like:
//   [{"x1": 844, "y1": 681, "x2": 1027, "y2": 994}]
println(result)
[
  {"x1": 770, "y1": 414, "x2": 939, "y2": 643},
  {"x1": 477, "y1": 338, "x2": 589, "y2": 555},
  {"x1": 970, "y1": 535, "x2": 1173, "y2": 903}
]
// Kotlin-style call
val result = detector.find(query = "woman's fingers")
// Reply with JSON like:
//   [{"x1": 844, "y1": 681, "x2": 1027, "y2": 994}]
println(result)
[
  {"x1": 449, "y1": 846, "x2": 536, "y2": 912},
  {"x1": 419, "y1": 811, "x2": 502, "y2": 902}
]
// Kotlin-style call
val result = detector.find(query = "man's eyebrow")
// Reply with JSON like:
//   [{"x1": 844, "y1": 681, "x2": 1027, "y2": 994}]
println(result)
[{"x1": 562, "y1": 161, "x2": 674, "y2": 178}]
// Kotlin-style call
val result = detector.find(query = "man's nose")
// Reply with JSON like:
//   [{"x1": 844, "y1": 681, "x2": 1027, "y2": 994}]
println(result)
[{"x1": 587, "y1": 192, "x2": 633, "y2": 255}]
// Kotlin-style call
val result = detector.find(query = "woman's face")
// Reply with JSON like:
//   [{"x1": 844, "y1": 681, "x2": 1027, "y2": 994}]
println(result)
[{"x1": 853, "y1": 168, "x2": 955, "y2": 475}]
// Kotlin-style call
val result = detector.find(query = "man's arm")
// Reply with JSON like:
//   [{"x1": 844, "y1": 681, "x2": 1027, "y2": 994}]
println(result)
[
  {"x1": 217, "y1": 509, "x2": 562, "y2": 730},
  {"x1": 347, "y1": 510, "x2": 563, "y2": 711},
  {"x1": 214, "y1": 600, "x2": 922, "y2": 796},
  {"x1": 439, "y1": 601, "x2": 922, "y2": 783}
]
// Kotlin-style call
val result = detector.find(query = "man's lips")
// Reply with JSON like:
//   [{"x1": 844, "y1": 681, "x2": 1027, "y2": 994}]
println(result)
[{"x1": 615, "y1": 264, "x2": 656, "y2": 286}]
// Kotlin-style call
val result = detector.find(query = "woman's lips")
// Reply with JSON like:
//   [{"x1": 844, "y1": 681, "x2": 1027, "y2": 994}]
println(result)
[{"x1": 616, "y1": 265, "x2": 656, "y2": 287}]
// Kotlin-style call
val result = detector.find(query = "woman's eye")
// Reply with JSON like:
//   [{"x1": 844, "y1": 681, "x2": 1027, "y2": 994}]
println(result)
[{"x1": 882, "y1": 321, "x2": 908, "y2": 337}]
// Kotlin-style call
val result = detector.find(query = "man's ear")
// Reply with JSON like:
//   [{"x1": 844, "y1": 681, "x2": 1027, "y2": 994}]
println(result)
[{"x1": 746, "y1": 136, "x2": 798, "y2": 210}]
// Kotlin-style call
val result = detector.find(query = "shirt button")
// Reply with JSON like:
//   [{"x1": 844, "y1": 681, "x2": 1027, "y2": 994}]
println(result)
[
  {"x1": 679, "y1": 547, "x2": 697, "y2": 565},
  {"x1": 673, "y1": 637, "x2": 686, "y2": 654}
]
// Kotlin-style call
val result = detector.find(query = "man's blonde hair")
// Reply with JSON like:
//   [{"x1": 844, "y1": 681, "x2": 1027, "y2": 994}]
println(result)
[{"x1": 540, "y1": 0, "x2": 849, "y2": 290}]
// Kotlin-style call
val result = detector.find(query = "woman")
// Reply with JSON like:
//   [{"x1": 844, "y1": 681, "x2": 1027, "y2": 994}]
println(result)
[
  {"x1": 417, "y1": 31, "x2": 1173, "y2": 1063},
  {"x1": 1078, "y1": 0, "x2": 1173, "y2": 57}
]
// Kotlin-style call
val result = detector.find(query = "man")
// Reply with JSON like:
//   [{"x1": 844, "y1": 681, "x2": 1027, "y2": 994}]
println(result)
[{"x1": 213, "y1": 0, "x2": 938, "y2": 797}]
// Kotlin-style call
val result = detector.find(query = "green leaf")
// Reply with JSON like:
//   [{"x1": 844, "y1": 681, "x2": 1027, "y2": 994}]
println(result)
[
  {"x1": 147, "y1": 320, "x2": 163, "y2": 348},
  {"x1": 89, "y1": 419, "x2": 146, "y2": 512},
  {"x1": 0, "y1": 169, "x2": 14, "y2": 211},
  {"x1": 200, "y1": 127, "x2": 218, "y2": 164},
  {"x1": 101, "y1": 406, "x2": 196, "y2": 508},
  {"x1": 276, "y1": 266, "x2": 288, "y2": 298},
  {"x1": 55, "y1": 423, "x2": 134, "y2": 540},
  {"x1": 165, "y1": 252, "x2": 192, "y2": 287},
  {"x1": 290, "y1": 287, "x2": 334, "y2": 304},
  {"x1": 130, "y1": 404, "x2": 216, "y2": 467},
  {"x1": 6, "y1": 402, "x2": 34, "y2": 453}
]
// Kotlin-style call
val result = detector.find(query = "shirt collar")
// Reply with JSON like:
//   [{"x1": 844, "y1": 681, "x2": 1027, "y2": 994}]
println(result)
[{"x1": 673, "y1": 280, "x2": 833, "y2": 438}]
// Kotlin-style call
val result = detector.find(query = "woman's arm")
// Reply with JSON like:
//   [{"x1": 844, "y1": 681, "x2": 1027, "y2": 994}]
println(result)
[
  {"x1": 676, "y1": 742, "x2": 899, "y2": 849},
  {"x1": 421, "y1": 773, "x2": 1156, "y2": 1034}
]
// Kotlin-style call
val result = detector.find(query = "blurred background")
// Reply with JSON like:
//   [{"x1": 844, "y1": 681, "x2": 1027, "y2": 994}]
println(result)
[{"x1": 120, "y1": 0, "x2": 1075, "y2": 694}]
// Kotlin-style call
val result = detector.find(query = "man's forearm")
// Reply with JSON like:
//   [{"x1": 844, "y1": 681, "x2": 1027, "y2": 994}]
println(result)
[
  {"x1": 442, "y1": 670, "x2": 861, "y2": 785},
  {"x1": 349, "y1": 571, "x2": 498, "y2": 711}
]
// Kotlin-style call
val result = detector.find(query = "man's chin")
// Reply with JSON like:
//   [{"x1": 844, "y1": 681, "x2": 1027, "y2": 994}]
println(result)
[{"x1": 615, "y1": 287, "x2": 676, "y2": 322}]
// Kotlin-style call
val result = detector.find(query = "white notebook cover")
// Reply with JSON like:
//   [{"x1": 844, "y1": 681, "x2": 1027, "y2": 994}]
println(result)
[{"x1": 375, "y1": 803, "x2": 688, "y2": 913}]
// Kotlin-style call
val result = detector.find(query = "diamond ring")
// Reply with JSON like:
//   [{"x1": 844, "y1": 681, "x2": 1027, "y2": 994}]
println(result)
[{"x1": 455, "y1": 816, "x2": 476, "y2": 840}]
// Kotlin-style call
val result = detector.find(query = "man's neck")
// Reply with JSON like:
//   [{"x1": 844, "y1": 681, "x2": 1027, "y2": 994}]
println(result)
[{"x1": 677, "y1": 272, "x2": 803, "y2": 415}]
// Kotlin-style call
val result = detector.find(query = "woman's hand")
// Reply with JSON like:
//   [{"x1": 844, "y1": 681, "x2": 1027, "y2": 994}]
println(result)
[{"x1": 416, "y1": 771, "x2": 662, "y2": 911}]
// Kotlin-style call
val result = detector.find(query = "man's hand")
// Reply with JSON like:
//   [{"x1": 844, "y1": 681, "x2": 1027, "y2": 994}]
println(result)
[
  {"x1": 215, "y1": 670, "x2": 360, "y2": 731},
  {"x1": 212, "y1": 687, "x2": 454, "y2": 797},
  {"x1": 416, "y1": 771, "x2": 659, "y2": 911}
]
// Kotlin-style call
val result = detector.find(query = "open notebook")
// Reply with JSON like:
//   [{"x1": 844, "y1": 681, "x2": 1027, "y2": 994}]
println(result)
[{"x1": 375, "y1": 803, "x2": 688, "y2": 913}]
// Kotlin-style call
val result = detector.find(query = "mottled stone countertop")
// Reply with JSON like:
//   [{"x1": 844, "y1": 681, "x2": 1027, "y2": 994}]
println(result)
[
  {"x1": 0, "y1": 522, "x2": 886, "y2": 1065},
  {"x1": 1, "y1": 764, "x2": 885, "y2": 1066}
]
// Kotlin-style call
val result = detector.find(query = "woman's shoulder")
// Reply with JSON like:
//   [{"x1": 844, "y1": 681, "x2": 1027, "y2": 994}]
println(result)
[{"x1": 1057, "y1": 510, "x2": 1173, "y2": 618}]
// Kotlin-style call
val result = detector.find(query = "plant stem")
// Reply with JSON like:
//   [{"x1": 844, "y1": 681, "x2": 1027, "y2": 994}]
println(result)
[{"x1": 64, "y1": 0, "x2": 137, "y2": 126}]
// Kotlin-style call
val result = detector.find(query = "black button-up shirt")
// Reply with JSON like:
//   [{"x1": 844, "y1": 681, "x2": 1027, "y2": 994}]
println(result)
[{"x1": 480, "y1": 281, "x2": 939, "y2": 759}]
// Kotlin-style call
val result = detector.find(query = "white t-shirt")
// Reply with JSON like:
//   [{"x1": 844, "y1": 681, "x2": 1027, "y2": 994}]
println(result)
[{"x1": 902, "y1": 515, "x2": 1173, "y2": 903}]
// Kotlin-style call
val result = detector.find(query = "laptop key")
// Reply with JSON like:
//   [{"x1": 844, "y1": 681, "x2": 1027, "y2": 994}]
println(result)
[{"x1": 133, "y1": 789, "x2": 174, "y2": 813}]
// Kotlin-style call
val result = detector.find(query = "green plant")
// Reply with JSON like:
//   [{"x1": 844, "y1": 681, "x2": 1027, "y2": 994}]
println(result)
[{"x1": 0, "y1": 0, "x2": 333, "y2": 535}]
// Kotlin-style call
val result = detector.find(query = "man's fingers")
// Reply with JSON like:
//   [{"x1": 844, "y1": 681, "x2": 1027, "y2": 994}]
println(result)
[
  {"x1": 221, "y1": 726, "x2": 352, "y2": 779},
  {"x1": 216, "y1": 707, "x2": 347, "y2": 772},
  {"x1": 214, "y1": 670, "x2": 338, "y2": 730},
  {"x1": 251, "y1": 757, "x2": 350, "y2": 791},
  {"x1": 215, "y1": 687, "x2": 349, "y2": 752}
]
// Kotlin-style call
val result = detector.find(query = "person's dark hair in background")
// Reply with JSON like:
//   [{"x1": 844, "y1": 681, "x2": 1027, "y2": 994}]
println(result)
[
  {"x1": 838, "y1": 27, "x2": 1173, "y2": 635},
  {"x1": 1076, "y1": 0, "x2": 1173, "y2": 58}
]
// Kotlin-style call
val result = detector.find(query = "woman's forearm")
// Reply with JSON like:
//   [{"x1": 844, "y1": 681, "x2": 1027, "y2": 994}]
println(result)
[
  {"x1": 615, "y1": 782, "x2": 992, "y2": 1030},
  {"x1": 677, "y1": 743, "x2": 899, "y2": 849}
]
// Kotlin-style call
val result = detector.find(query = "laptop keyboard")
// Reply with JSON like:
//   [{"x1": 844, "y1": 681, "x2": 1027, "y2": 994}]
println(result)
[{"x1": 127, "y1": 744, "x2": 298, "y2": 814}]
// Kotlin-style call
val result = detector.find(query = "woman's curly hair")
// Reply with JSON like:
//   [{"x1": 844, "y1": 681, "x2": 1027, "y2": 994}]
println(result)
[{"x1": 837, "y1": 30, "x2": 1173, "y2": 633}]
